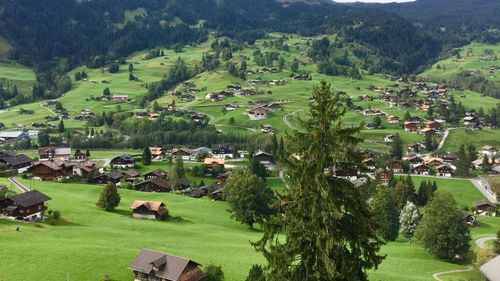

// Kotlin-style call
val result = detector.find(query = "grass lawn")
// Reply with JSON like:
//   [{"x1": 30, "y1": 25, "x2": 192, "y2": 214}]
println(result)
[
  {"x1": 411, "y1": 176, "x2": 485, "y2": 209},
  {"x1": 440, "y1": 128, "x2": 500, "y2": 153},
  {"x1": 0, "y1": 177, "x2": 493, "y2": 281}
]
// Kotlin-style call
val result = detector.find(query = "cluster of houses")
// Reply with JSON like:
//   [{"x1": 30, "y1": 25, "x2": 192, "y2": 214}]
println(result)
[
  {"x1": 147, "y1": 145, "x2": 243, "y2": 161},
  {"x1": 0, "y1": 150, "x2": 33, "y2": 173},
  {"x1": 403, "y1": 119, "x2": 441, "y2": 137},
  {"x1": 74, "y1": 109, "x2": 95, "y2": 121}
]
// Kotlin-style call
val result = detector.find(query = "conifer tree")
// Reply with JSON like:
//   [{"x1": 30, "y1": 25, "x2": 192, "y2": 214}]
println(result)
[
  {"x1": 254, "y1": 81, "x2": 383, "y2": 281},
  {"x1": 96, "y1": 183, "x2": 121, "y2": 211},
  {"x1": 142, "y1": 147, "x2": 152, "y2": 166},
  {"x1": 372, "y1": 185, "x2": 400, "y2": 241},
  {"x1": 390, "y1": 134, "x2": 403, "y2": 160}
]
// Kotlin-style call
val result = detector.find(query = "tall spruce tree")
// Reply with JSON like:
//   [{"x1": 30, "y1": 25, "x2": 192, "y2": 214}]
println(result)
[
  {"x1": 96, "y1": 183, "x2": 121, "y2": 211},
  {"x1": 142, "y1": 147, "x2": 152, "y2": 165},
  {"x1": 372, "y1": 185, "x2": 400, "y2": 241},
  {"x1": 390, "y1": 134, "x2": 403, "y2": 160},
  {"x1": 254, "y1": 81, "x2": 384, "y2": 281}
]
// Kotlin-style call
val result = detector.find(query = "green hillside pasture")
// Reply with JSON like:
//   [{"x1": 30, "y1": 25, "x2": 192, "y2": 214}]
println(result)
[
  {"x1": 0, "y1": 61, "x2": 36, "y2": 94},
  {"x1": 0, "y1": 179, "x2": 479, "y2": 281},
  {"x1": 421, "y1": 43, "x2": 500, "y2": 84},
  {"x1": 449, "y1": 90, "x2": 500, "y2": 111},
  {"x1": 411, "y1": 176, "x2": 485, "y2": 209},
  {"x1": 440, "y1": 128, "x2": 500, "y2": 153}
]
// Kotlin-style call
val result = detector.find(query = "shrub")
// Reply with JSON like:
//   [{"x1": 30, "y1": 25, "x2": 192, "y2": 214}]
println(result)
[{"x1": 52, "y1": 211, "x2": 61, "y2": 220}]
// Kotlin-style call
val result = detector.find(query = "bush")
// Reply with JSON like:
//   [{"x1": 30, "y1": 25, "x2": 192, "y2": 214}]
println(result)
[
  {"x1": 108, "y1": 63, "x2": 119, "y2": 73},
  {"x1": 203, "y1": 264, "x2": 224, "y2": 281},
  {"x1": 52, "y1": 211, "x2": 61, "y2": 220}
]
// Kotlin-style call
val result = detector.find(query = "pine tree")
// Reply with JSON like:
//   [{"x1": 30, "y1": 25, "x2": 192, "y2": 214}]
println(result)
[
  {"x1": 96, "y1": 183, "x2": 121, "y2": 211},
  {"x1": 394, "y1": 181, "x2": 412, "y2": 210},
  {"x1": 391, "y1": 134, "x2": 403, "y2": 160},
  {"x1": 142, "y1": 147, "x2": 152, "y2": 165},
  {"x1": 372, "y1": 185, "x2": 400, "y2": 241},
  {"x1": 254, "y1": 81, "x2": 384, "y2": 281},
  {"x1": 170, "y1": 167, "x2": 180, "y2": 191},
  {"x1": 246, "y1": 265, "x2": 266, "y2": 281},
  {"x1": 482, "y1": 155, "x2": 491, "y2": 173},
  {"x1": 128, "y1": 63, "x2": 134, "y2": 72},
  {"x1": 175, "y1": 157, "x2": 185, "y2": 178},
  {"x1": 415, "y1": 190, "x2": 471, "y2": 261},
  {"x1": 58, "y1": 120, "x2": 65, "y2": 133},
  {"x1": 403, "y1": 111, "x2": 411, "y2": 121},
  {"x1": 399, "y1": 201, "x2": 420, "y2": 241}
]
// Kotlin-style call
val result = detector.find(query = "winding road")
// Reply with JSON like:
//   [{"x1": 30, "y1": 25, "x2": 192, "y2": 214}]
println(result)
[{"x1": 283, "y1": 108, "x2": 303, "y2": 129}]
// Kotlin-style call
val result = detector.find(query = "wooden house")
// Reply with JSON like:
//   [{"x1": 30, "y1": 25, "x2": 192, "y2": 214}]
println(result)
[
  {"x1": 110, "y1": 155, "x2": 135, "y2": 168},
  {"x1": 473, "y1": 200, "x2": 496, "y2": 216},
  {"x1": 0, "y1": 154, "x2": 33, "y2": 172},
  {"x1": 111, "y1": 95, "x2": 129, "y2": 103},
  {"x1": 94, "y1": 172, "x2": 123, "y2": 185},
  {"x1": 130, "y1": 200, "x2": 168, "y2": 220},
  {"x1": 362, "y1": 158, "x2": 376, "y2": 170},
  {"x1": 149, "y1": 147, "x2": 165, "y2": 160},
  {"x1": 424, "y1": 120, "x2": 440, "y2": 130},
  {"x1": 403, "y1": 121, "x2": 418, "y2": 132},
  {"x1": 123, "y1": 169, "x2": 141, "y2": 182},
  {"x1": 134, "y1": 178, "x2": 171, "y2": 192},
  {"x1": 419, "y1": 128, "x2": 437, "y2": 136},
  {"x1": 436, "y1": 164, "x2": 453, "y2": 177},
  {"x1": 144, "y1": 169, "x2": 168, "y2": 180},
  {"x1": 386, "y1": 115, "x2": 400, "y2": 123},
  {"x1": 171, "y1": 148, "x2": 192, "y2": 161},
  {"x1": 248, "y1": 107, "x2": 268, "y2": 120},
  {"x1": 211, "y1": 145, "x2": 234, "y2": 159},
  {"x1": 73, "y1": 161, "x2": 101, "y2": 178},
  {"x1": 203, "y1": 158, "x2": 225, "y2": 169},
  {"x1": 387, "y1": 161, "x2": 404, "y2": 173},
  {"x1": 128, "y1": 249, "x2": 204, "y2": 281},
  {"x1": 38, "y1": 147, "x2": 71, "y2": 161},
  {"x1": 376, "y1": 169, "x2": 391, "y2": 183},
  {"x1": 216, "y1": 173, "x2": 229, "y2": 186},
  {"x1": 0, "y1": 190, "x2": 51, "y2": 220},
  {"x1": 254, "y1": 151, "x2": 273, "y2": 165},
  {"x1": 31, "y1": 160, "x2": 74, "y2": 180},
  {"x1": 412, "y1": 163, "x2": 429, "y2": 175}
]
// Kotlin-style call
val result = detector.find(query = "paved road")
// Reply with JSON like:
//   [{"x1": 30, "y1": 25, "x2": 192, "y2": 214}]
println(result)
[
  {"x1": 470, "y1": 178, "x2": 498, "y2": 203},
  {"x1": 8, "y1": 177, "x2": 30, "y2": 193},
  {"x1": 433, "y1": 127, "x2": 463, "y2": 153},
  {"x1": 476, "y1": 236, "x2": 497, "y2": 248}
]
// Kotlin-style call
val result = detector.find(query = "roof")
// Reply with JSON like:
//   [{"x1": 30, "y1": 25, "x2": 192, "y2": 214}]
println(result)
[
  {"x1": 0, "y1": 131, "x2": 27, "y2": 138},
  {"x1": 111, "y1": 155, "x2": 135, "y2": 163},
  {"x1": 33, "y1": 160, "x2": 74, "y2": 171},
  {"x1": 203, "y1": 158, "x2": 225, "y2": 165},
  {"x1": 128, "y1": 249, "x2": 202, "y2": 281},
  {"x1": 38, "y1": 147, "x2": 71, "y2": 156},
  {"x1": 124, "y1": 169, "x2": 141, "y2": 178},
  {"x1": 473, "y1": 200, "x2": 496, "y2": 208},
  {"x1": 480, "y1": 255, "x2": 500, "y2": 281},
  {"x1": 135, "y1": 178, "x2": 171, "y2": 189},
  {"x1": 255, "y1": 151, "x2": 272, "y2": 157},
  {"x1": 3, "y1": 190, "x2": 51, "y2": 207},
  {"x1": 75, "y1": 161, "x2": 101, "y2": 172},
  {"x1": 145, "y1": 169, "x2": 168, "y2": 178},
  {"x1": 130, "y1": 200, "x2": 168, "y2": 215},
  {"x1": 0, "y1": 154, "x2": 32, "y2": 166}
]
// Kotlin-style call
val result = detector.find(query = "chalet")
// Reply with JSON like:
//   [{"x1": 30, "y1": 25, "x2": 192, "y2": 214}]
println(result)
[
  {"x1": 407, "y1": 143, "x2": 421, "y2": 152},
  {"x1": 473, "y1": 200, "x2": 496, "y2": 216},
  {"x1": 134, "y1": 178, "x2": 171, "y2": 192},
  {"x1": 412, "y1": 163, "x2": 429, "y2": 175},
  {"x1": 362, "y1": 158, "x2": 376, "y2": 170},
  {"x1": 482, "y1": 145, "x2": 498, "y2": 157},
  {"x1": 123, "y1": 169, "x2": 141, "y2": 182},
  {"x1": 376, "y1": 169, "x2": 391, "y2": 183},
  {"x1": 38, "y1": 147, "x2": 71, "y2": 161},
  {"x1": 189, "y1": 147, "x2": 213, "y2": 161},
  {"x1": 73, "y1": 150, "x2": 87, "y2": 161},
  {"x1": 223, "y1": 104, "x2": 238, "y2": 111},
  {"x1": 0, "y1": 154, "x2": 33, "y2": 172},
  {"x1": 148, "y1": 113, "x2": 160, "y2": 121},
  {"x1": 94, "y1": 172, "x2": 123, "y2": 185},
  {"x1": 144, "y1": 169, "x2": 168, "y2": 180},
  {"x1": 149, "y1": 147, "x2": 165, "y2": 160},
  {"x1": 387, "y1": 161, "x2": 404, "y2": 173},
  {"x1": 423, "y1": 157, "x2": 444, "y2": 168},
  {"x1": 72, "y1": 161, "x2": 101, "y2": 178},
  {"x1": 248, "y1": 107, "x2": 268, "y2": 120},
  {"x1": 171, "y1": 148, "x2": 192, "y2": 161},
  {"x1": 216, "y1": 173, "x2": 229, "y2": 186},
  {"x1": 441, "y1": 154, "x2": 457, "y2": 163},
  {"x1": 403, "y1": 121, "x2": 418, "y2": 132},
  {"x1": 110, "y1": 155, "x2": 135, "y2": 168},
  {"x1": 463, "y1": 116, "x2": 476, "y2": 126},
  {"x1": 226, "y1": 84, "x2": 241, "y2": 91},
  {"x1": 436, "y1": 164, "x2": 453, "y2": 177},
  {"x1": 203, "y1": 158, "x2": 225, "y2": 169},
  {"x1": 128, "y1": 249, "x2": 204, "y2": 281},
  {"x1": 419, "y1": 128, "x2": 437, "y2": 136},
  {"x1": 111, "y1": 95, "x2": 129, "y2": 103},
  {"x1": 130, "y1": 200, "x2": 168, "y2": 220},
  {"x1": 386, "y1": 115, "x2": 400, "y2": 123},
  {"x1": 255, "y1": 151, "x2": 273, "y2": 165},
  {"x1": 333, "y1": 167, "x2": 358, "y2": 181},
  {"x1": 31, "y1": 160, "x2": 74, "y2": 180},
  {"x1": 462, "y1": 211, "x2": 476, "y2": 227},
  {"x1": 424, "y1": 120, "x2": 440, "y2": 130},
  {"x1": 179, "y1": 178, "x2": 191, "y2": 190},
  {"x1": 211, "y1": 145, "x2": 234, "y2": 159},
  {"x1": 0, "y1": 190, "x2": 51, "y2": 220}
]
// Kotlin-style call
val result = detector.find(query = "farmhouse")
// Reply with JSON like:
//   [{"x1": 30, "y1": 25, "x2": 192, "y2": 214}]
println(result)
[
  {"x1": 31, "y1": 160, "x2": 74, "y2": 180},
  {"x1": 211, "y1": 144, "x2": 234, "y2": 158},
  {"x1": 144, "y1": 169, "x2": 168, "y2": 180},
  {"x1": 403, "y1": 121, "x2": 418, "y2": 132},
  {"x1": 123, "y1": 169, "x2": 141, "y2": 182},
  {"x1": 0, "y1": 190, "x2": 51, "y2": 220},
  {"x1": 171, "y1": 148, "x2": 192, "y2": 161},
  {"x1": 130, "y1": 200, "x2": 168, "y2": 220},
  {"x1": 128, "y1": 249, "x2": 204, "y2": 281},
  {"x1": 94, "y1": 172, "x2": 123, "y2": 185},
  {"x1": 110, "y1": 155, "x2": 135, "y2": 168},
  {"x1": 111, "y1": 95, "x2": 129, "y2": 103},
  {"x1": 72, "y1": 161, "x2": 101, "y2": 178},
  {"x1": 419, "y1": 128, "x2": 437, "y2": 136},
  {"x1": 0, "y1": 154, "x2": 33, "y2": 172},
  {"x1": 436, "y1": 164, "x2": 453, "y2": 177},
  {"x1": 248, "y1": 107, "x2": 268, "y2": 120},
  {"x1": 386, "y1": 115, "x2": 400, "y2": 123},
  {"x1": 203, "y1": 158, "x2": 225, "y2": 169},
  {"x1": 376, "y1": 169, "x2": 391, "y2": 183},
  {"x1": 473, "y1": 200, "x2": 496, "y2": 216},
  {"x1": 38, "y1": 147, "x2": 71, "y2": 161},
  {"x1": 134, "y1": 178, "x2": 171, "y2": 192},
  {"x1": 424, "y1": 120, "x2": 440, "y2": 129},
  {"x1": 149, "y1": 147, "x2": 166, "y2": 160},
  {"x1": 0, "y1": 131, "x2": 29, "y2": 143},
  {"x1": 412, "y1": 163, "x2": 429, "y2": 175},
  {"x1": 362, "y1": 158, "x2": 376, "y2": 170},
  {"x1": 387, "y1": 161, "x2": 404, "y2": 173}
]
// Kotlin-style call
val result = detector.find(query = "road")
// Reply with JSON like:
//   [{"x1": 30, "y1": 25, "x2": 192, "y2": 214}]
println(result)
[
  {"x1": 8, "y1": 177, "x2": 30, "y2": 193},
  {"x1": 433, "y1": 127, "x2": 463, "y2": 153},
  {"x1": 470, "y1": 178, "x2": 498, "y2": 203}
]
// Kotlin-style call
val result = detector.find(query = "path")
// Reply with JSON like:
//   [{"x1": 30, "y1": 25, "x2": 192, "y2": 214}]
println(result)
[
  {"x1": 39, "y1": 103, "x2": 58, "y2": 117},
  {"x1": 8, "y1": 177, "x2": 30, "y2": 193},
  {"x1": 283, "y1": 109, "x2": 303, "y2": 129},
  {"x1": 470, "y1": 178, "x2": 498, "y2": 203},
  {"x1": 278, "y1": 169, "x2": 288, "y2": 188},
  {"x1": 432, "y1": 236, "x2": 497, "y2": 281},
  {"x1": 433, "y1": 127, "x2": 463, "y2": 153}
]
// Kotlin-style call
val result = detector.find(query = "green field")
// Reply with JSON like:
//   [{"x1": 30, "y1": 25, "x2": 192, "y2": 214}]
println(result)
[{"x1": 440, "y1": 128, "x2": 500, "y2": 153}]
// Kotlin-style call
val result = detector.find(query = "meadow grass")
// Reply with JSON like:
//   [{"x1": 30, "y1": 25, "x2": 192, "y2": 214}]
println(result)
[{"x1": 440, "y1": 128, "x2": 500, "y2": 153}]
